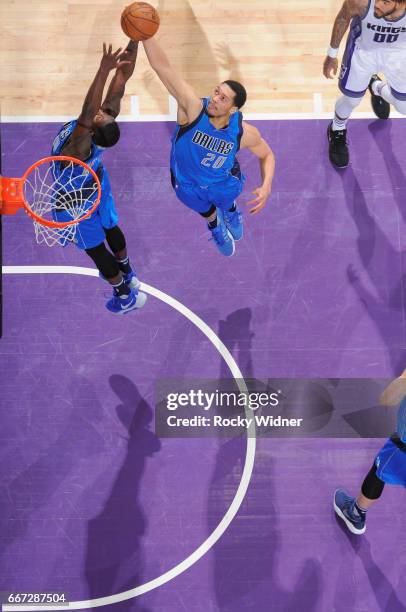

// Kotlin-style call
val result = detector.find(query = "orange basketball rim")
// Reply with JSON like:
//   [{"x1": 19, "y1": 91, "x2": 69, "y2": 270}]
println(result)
[{"x1": 0, "y1": 155, "x2": 102, "y2": 228}]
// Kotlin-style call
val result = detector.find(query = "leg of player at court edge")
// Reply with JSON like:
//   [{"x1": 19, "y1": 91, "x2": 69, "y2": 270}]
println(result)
[
  {"x1": 142, "y1": 36, "x2": 275, "y2": 257},
  {"x1": 334, "y1": 369, "x2": 406, "y2": 535},
  {"x1": 323, "y1": 0, "x2": 406, "y2": 169},
  {"x1": 326, "y1": 93, "x2": 363, "y2": 167},
  {"x1": 369, "y1": 76, "x2": 406, "y2": 117},
  {"x1": 51, "y1": 40, "x2": 146, "y2": 314},
  {"x1": 332, "y1": 95, "x2": 362, "y2": 135}
]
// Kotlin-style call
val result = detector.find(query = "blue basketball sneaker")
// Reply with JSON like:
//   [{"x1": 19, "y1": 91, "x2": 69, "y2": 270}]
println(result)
[
  {"x1": 209, "y1": 209, "x2": 235, "y2": 257},
  {"x1": 99, "y1": 270, "x2": 141, "y2": 289},
  {"x1": 223, "y1": 204, "x2": 243, "y2": 241},
  {"x1": 123, "y1": 270, "x2": 141, "y2": 290},
  {"x1": 106, "y1": 288, "x2": 147, "y2": 315},
  {"x1": 333, "y1": 489, "x2": 366, "y2": 535}
]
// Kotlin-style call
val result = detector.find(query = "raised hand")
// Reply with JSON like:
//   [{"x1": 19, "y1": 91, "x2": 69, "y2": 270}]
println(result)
[{"x1": 100, "y1": 43, "x2": 131, "y2": 73}]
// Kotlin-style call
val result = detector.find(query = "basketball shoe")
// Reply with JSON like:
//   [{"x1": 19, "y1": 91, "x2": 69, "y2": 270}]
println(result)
[
  {"x1": 333, "y1": 489, "x2": 366, "y2": 535},
  {"x1": 123, "y1": 270, "x2": 141, "y2": 290},
  {"x1": 106, "y1": 288, "x2": 147, "y2": 315},
  {"x1": 369, "y1": 75, "x2": 390, "y2": 120},
  {"x1": 209, "y1": 209, "x2": 235, "y2": 256},
  {"x1": 327, "y1": 122, "x2": 349, "y2": 168},
  {"x1": 99, "y1": 270, "x2": 141, "y2": 289},
  {"x1": 223, "y1": 204, "x2": 243, "y2": 241}
]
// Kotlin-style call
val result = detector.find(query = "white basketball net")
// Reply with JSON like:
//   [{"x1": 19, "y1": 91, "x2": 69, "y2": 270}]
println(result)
[{"x1": 23, "y1": 159, "x2": 100, "y2": 247}]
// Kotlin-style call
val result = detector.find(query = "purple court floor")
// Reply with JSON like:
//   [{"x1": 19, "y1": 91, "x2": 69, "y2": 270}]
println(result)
[{"x1": 1, "y1": 119, "x2": 406, "y2": 611}]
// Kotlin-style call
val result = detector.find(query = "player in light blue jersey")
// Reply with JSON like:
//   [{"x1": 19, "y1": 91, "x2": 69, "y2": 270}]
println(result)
[
  {"x1": 142, "y1": 37, "x2": 275, "y2": 257},
  {"x1": 334, "y1": 370, "x2": 406, "y2": 534},
  {"x1": 51, "y1": 42, "x2": 146, "y2": 315}
]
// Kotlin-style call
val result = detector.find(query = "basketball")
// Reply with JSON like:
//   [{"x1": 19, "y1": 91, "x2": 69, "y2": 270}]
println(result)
[{"x1": 121, "y1": 2, "x2": 160, "y2": 41}]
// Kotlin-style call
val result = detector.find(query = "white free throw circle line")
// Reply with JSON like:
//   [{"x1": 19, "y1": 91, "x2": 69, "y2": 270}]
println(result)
[{"x1": 3, "y1": 265, "x2": 256, "y2": 611}]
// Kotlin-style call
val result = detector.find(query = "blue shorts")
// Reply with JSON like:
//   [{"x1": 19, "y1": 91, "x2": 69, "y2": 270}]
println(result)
[
  {"x1": 375, "y1": 438, "x2": 406, "y2": 487},
  {"x1": 54, "y1": 172, "x2": 118, "y2": 250},
  {"x1": 172, "y1": 172, "x2": 246, "y2": 214}
]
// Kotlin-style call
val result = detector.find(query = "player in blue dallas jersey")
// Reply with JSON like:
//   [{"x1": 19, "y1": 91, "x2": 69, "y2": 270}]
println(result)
[
  {"x1": 51, "y1": 42, "x2": 146, "y2": 315},
  {"x1": 334, "y1": 370, "x2": 406, "y2": 535},
  {"x1": 142, "y1": 37, "x2": 275, "y2": 257}
]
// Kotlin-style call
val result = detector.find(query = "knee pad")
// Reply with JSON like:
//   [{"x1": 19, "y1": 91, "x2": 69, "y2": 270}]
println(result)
[
  {"x1": 85, "y1": 243, "x2": 119, "y2": 279},
  {"x1": 199, "y1": 204, "x2": 217, "y2": 218},
  {"x1": 361, "y1": 462, "x2": 385, "y2": 500},
  {"x1": 104, "y1": 225, "x2": 126, "y2": 254}
]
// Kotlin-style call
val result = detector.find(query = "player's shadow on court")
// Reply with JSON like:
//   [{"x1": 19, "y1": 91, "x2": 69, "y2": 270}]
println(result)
[
  {"x1": 368, "y1": 120, "x2": 406, "y2": 225},
  {"x1": 84, "y1": 376, "x2": 160, "y2": 609},
  {"x1": 340, "y1": 166, "x2": 406, "y2": 373},
  {"x1": 0, "y1": 375, "x2": 105, "y2": 569},
  {"x1": 208, "y1": 311, "x2": 323, "y2": 610},
  {"x1": 334, "y1": 517, "x2": 406, "y2": 611},
  {"x1": 218, "y1": 308, "x2": 255, "y2": 377}
]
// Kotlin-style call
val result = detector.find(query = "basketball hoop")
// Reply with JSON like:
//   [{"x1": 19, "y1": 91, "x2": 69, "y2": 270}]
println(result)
[{"x1": 0, "y1": 156, "x2": 102, "y2": 247}]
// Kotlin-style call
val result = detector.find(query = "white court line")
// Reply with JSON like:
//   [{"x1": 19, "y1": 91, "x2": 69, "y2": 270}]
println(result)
[
  {"x1": 130, "y1": 95, "x2": 140, "y2": 117},
  {"x1": 2, "y1": 265, "x2": 256, "y2": 611},
  {"x1": 3, "y1": 95, "x2": 405, "y2": 124},
  {"x1": 313, "y1": 93, "x2": 323, "y2": 115},
  {"x1": 130, "y1": 95, "x2": 178, "y2": 121},
  {"x1": 3, "y1": 111, "x2": 405, "y2": 121}
]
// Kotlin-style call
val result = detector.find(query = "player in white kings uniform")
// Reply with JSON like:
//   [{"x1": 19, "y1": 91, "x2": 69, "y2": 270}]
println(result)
[{"x1": 323, "y1": 0, "x2": 406, "y2": 168}]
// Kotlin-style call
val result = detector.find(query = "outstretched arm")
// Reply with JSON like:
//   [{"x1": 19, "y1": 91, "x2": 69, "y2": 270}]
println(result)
[
  {"x1": 323, "y1": 0, "x2": 367, "y2": 79},
  {"x1": 62, "y1": 44, "x2": 129, "y2": 160},
  {"x1": 380, "y1": 370, "x2": 406, "y2": 406},
  {"x1": 240, "y1": 122, "x2": 275, "y2": 215},
  {"x1": 101, "y1": 40, "x2": 139, "y2": 118},
  {"x1": 142, "y1": 37, "x2": 202, "y2": 124}
]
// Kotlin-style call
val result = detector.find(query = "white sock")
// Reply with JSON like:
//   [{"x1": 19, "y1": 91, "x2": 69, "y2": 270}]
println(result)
[
  {"x1": 332, "y1": 115, "x2": 348, "y2": 131},
  {"x1": 332, "y1": 95, "x2": 362, "y2": 131},
  {"x1": 379, "y1": 83, "x2": 396, "y2": 105},
  {"x1": 372, "y1": 79, "x2": 385, "y2": 97}
]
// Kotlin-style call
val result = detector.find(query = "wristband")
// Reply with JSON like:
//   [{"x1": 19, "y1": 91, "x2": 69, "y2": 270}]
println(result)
[{"x1": 327, "y1": 46, "x2": 339, "y2": 59}]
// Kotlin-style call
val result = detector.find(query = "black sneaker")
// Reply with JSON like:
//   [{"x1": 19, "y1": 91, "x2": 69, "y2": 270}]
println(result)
[
  {"x1": 327, "y1": 122, "x2": 349, "y2": 168},
  {"x1": 369, "y1": 75, "x2": 390, "y2": 120}
]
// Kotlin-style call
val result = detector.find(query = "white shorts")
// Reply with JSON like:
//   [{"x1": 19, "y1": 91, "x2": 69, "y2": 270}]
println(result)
[{"x1": 339, "y1": 42, "x2": 406, "y2": 100}]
